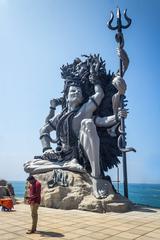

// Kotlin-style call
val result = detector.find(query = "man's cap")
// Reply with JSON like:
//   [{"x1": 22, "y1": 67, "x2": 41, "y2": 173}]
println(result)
[{"x1": 27, "y1": 175, "x2": 35, "y2": 181}]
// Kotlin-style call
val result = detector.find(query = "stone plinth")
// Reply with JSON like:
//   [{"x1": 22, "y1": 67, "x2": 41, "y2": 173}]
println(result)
[{"x1": 32, "y1": 170, "x2": 133, "y2": 213}]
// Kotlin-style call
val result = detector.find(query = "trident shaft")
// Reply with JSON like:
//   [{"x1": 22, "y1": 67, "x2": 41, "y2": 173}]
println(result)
[{"x1": 107, "y1": 8, "x2": 136, "y2": 198}]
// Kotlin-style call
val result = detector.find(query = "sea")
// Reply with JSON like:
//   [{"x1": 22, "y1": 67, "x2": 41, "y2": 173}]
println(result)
[{"x1": 10, "y1": 181, "x2": 160, "y2": 209}]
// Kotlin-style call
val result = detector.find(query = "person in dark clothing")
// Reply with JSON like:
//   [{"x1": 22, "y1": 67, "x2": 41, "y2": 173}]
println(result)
[{"x1": 26, "y1": 175, "x2": 41, "y2": 234}]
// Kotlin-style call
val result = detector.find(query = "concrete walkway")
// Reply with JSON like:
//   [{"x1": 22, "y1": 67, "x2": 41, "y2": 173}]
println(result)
[{"x1": 0, "y1": 203, "x2": 160, "y2": 240}]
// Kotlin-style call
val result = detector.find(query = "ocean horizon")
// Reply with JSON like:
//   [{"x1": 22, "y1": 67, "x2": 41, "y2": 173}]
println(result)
[{"x1": 10, "y1": 181, "x2": 160, "y2": 209}]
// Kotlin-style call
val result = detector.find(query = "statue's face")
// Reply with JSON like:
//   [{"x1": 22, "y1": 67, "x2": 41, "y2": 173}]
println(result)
[{"x1": 67, "y1": 86, "x2": 83, "y2": 106}]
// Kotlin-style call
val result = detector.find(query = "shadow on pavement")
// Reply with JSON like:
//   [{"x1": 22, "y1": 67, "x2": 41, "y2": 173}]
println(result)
[
  {"x1": 134, "y1": 204, "x2": 157, "y2": 213},
  {"x1": 37, "y1": 230, "x2": 64, "y2": 238}
]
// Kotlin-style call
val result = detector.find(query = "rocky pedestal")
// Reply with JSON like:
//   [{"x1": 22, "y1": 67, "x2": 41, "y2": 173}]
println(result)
[{"x1": 32, "y1": 170, "x2": 133, "y2": 213}]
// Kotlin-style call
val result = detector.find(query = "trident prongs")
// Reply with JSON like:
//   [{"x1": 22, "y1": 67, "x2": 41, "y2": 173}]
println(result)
[
  {"x1": 107, "y1": 8, "x2": 132, "y2": 33},
  {"x1": 123, "y1": 9, "x2": 132, "y2": 29},
  {"x1": 107, "y1": 11, "x2": 117, "y2": 30}
]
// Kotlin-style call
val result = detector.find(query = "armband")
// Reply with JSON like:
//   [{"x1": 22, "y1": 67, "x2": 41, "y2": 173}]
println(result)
[
  {"x1": 50, "y1": 107, "x2": 56, "y2": 110},
  {"x1": 90, "y1": 97, "x2": 99, "y2": 108},
  {"x1": 92, "y1": 115, "x2": 97, "y2": 124},
  {"x1": 43, "y1": 147, "x2": 52, "y2": 153},
  {"x1": 40, "y1": 133, "x2": 50, "y2": 140}
]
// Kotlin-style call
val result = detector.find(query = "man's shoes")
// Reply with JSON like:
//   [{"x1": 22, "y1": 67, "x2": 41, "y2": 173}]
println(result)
[{"x1": 26, "y1": 229, "x2": 36, "y2": 234}]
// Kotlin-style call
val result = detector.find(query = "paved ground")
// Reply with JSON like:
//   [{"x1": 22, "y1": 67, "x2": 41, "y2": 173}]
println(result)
[{"x1": 0, "y1": 203, "x2": 160, "y2": 240}]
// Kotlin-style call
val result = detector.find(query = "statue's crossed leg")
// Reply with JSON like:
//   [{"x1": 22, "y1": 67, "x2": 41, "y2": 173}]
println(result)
[{"x1": 80, "y1": 118, "x2": 114, "y2": 198}]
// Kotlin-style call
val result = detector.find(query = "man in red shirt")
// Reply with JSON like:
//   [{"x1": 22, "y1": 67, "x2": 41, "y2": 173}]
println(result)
[{"x1": 26, "y1": 175, "x2": 41, "y2": 234}]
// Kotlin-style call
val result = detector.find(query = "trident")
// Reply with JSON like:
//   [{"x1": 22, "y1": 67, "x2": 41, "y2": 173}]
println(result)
[{"x1": 107, "y1": 8, "x2": 136, "y2": 198}]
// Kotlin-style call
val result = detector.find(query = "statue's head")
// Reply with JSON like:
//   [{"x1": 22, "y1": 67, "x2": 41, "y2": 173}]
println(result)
[
  {"x1": 66, "y1": 85, "x2": 83, "y2": 107},
  {"x1": 60, "y1": 55, "x2": 107, "y2": 109},
  {"x1": 63, "y1": 80, "x2": 84, "y2": 108}
]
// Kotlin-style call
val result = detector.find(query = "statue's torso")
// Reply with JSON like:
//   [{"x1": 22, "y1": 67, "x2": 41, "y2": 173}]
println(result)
[{"x1": 72, "y1": 103, "x2": 93, "y2": 138}]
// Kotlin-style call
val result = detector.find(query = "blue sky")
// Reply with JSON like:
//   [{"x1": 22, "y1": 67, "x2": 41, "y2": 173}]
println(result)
[{"x1": 0, "y1": 0, "x2": 160, "y2": 183}]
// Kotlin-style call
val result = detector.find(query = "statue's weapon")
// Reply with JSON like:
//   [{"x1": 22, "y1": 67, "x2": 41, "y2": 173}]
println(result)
[{"x1": 107, "y1": 8, "x2": 136, "y2": 198}]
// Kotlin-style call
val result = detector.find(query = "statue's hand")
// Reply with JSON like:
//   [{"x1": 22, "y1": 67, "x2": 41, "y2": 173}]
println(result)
[
  {"x1": 118, "y1": 108, "x2": 128, "y2": 120},
  {"x1": 50, "y1": 99, "x2": 59, "y2": 109},
  {"x1": 89, "y1": 73, "x2": 98, "y2": 84},
  {"x1": 43, "y1": 149, "x2": 56, "y2": 160},
  {"x1": 89, "y1": 54, "x2": 101, "y2": 85},
  {"x1": 112, "y1": 76, "x2": 127, "y2": 95}
]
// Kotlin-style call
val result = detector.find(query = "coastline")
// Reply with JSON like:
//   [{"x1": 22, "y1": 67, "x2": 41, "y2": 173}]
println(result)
[{"x1": 11, "y1": 181, "x2": 160, "y2": 209}]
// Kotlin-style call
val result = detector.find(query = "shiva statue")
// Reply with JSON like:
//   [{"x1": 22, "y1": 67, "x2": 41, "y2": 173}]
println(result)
[{"x1": 24, "y1": 51, "x2": 128, "y2": 199}]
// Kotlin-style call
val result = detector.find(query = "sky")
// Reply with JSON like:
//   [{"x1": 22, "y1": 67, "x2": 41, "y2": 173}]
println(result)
[{"x1": 0, "y1": 0, "x2": 160, "y2": 183}]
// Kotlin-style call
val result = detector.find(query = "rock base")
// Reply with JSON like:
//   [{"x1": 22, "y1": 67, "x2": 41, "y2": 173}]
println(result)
[{"x1": 33, "y1": 170, "x2": 133, "y2": 213}]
